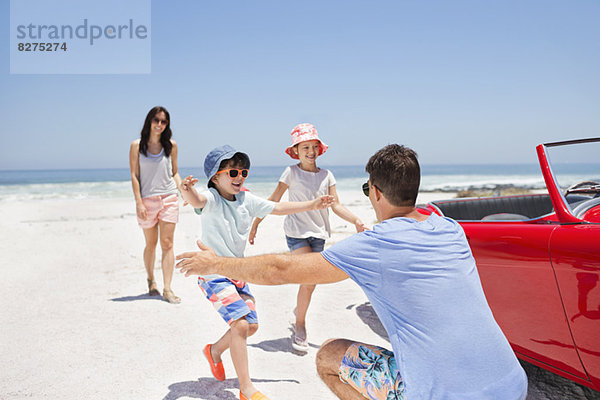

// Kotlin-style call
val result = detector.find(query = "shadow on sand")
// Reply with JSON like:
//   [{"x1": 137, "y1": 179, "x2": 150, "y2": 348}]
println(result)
[
  {"x1": 163, "y1": 377, "x2": 300, "y2": 400},
  {"x1": 351, "y1": 302, "x2": 389, "y2": 342},
  {"x1": 110, "y1": 293, "x2": 165, "y2": 302},
  {"x1": 248, "y1": 329, "x2": 319, "y2": 355}
]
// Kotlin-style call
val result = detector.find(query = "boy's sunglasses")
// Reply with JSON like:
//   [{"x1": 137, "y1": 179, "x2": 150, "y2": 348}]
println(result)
[
  {"x1": 216, "y1": 168, "x2": 249, "y2": 178},
  {"x1": 152, "y1": 117, "x2": 168, "y2": 126}
]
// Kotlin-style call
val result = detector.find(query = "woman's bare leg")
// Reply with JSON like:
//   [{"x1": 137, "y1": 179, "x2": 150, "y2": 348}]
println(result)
[
  {"x1": 158, "y1": 220, "x2": 176, "y2": 290},
  {"x1": 142, "y1": 225, "x2": 159, "y2": 282}
]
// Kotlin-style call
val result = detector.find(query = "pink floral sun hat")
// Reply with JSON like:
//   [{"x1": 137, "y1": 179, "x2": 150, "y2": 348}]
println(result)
[{"x1": 285, "y1": 123, "x2": 329, "y2": 159}]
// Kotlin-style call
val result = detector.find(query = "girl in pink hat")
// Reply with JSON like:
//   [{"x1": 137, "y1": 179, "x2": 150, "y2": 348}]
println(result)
[{"x1": 249, "y1": 123, "x2": 366, "y2": 352}]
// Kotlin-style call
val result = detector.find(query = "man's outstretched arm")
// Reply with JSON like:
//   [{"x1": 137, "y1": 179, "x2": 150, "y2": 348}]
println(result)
[{"x1": 176, "y1": 241, "x2": 349, "y2": 285}]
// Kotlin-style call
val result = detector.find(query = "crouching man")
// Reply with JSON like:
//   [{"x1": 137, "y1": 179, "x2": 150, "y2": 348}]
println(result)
[{"x1": 176, "y1": 144, "x2": 527, "y2": 400}]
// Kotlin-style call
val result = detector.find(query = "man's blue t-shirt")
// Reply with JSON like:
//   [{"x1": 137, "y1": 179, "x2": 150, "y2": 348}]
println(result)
[{"x1": 321, "y1": 213, "x2": 527, "y2": 400}]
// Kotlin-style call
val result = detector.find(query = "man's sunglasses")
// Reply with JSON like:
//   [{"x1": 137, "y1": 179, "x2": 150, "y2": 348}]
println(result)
[
  {"x1": 152, "y1": 117, "x2": 168, "y2": 126},
  {"x1": 362, "y1": 181, "x2": 381, "y2": 197},
  {"x1": 362, "y1": 182, "x2": 370, "y2": 196},
  {"x1": 216, "y1": 168, "x2": 249, "y2": 178}
]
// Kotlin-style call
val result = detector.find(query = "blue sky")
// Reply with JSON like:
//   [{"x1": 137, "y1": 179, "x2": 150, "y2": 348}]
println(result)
[{"x1": 2, "y1": 0, "x2": 599, "y2": 170}]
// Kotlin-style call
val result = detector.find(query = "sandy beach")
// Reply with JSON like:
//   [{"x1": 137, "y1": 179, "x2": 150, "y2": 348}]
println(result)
[{"x1": 1, "y1": 190, "x2": 598, "y2": 400}]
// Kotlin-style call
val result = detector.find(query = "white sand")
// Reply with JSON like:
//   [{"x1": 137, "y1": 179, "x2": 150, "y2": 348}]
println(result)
[{"x1": 1, "y1": 191, "x2": 596, "y2": 399}]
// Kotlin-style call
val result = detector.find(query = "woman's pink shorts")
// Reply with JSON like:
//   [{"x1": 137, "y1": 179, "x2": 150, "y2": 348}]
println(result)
[{"x1": 137, "y1": 193, "x2": 179, "y2": 229}]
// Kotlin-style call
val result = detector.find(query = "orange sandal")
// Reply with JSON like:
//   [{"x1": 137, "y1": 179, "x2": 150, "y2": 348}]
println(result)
[
  {"x1": 203, "y1": 344, "x2": 225, "y2": 381},
  {"x1": 240, "y1": 391, "x2": 270, "y2": 400}
]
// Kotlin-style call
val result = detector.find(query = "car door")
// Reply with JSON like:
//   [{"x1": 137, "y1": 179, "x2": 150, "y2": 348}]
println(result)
[
  {"x1": 550, "y1": 224, "x2": 600, "y2": 388},
  {"x1": 462, "y1": 221, "x2": 587, "y2": 379}
]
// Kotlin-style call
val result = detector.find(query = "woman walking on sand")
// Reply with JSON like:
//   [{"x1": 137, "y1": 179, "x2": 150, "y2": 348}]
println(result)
[{"x1": 129, "y1": 106, "x2": 182, "y2": 303}]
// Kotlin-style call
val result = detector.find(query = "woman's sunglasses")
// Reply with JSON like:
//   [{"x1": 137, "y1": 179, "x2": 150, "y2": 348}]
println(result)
[
  {"x1": 152, "y1": 117, "x2": 168, "y2": 126},
  {"x1": 216, "y1": 168, "x2": 249, "y2": 178}
]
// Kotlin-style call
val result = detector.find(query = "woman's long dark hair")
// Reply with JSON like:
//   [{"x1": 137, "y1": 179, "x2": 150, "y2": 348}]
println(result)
[{"x1": 139, "y1": 106, "x2": 173, "y2": 157}]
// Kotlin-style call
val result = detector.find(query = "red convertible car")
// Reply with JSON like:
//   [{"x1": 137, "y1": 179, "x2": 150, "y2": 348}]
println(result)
[{"x1": 418, "y1": 138, "x2": 600, "y2": 392}]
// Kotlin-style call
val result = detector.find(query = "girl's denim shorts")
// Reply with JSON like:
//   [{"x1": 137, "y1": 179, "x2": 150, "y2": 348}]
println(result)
[{"x1": 285, "y1": 235, "x2": 326, "y2": 252}]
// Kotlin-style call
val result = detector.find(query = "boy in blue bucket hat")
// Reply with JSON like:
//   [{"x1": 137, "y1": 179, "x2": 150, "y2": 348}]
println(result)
[{"x1": 179, "y1": 144, "x2": 334, "y2": 400}]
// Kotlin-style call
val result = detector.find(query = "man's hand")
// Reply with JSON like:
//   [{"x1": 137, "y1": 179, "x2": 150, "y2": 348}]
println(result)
[
  {"x1": 176, "y1": 240, "x2": 219, "y2": 277},
  {"x1": 312, "y1": 195, "x2": 335, "y2": 210}
]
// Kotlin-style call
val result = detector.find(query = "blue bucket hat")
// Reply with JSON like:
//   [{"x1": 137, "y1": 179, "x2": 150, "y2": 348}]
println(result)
[{"x1": 204, "y1": 145, "x2": 250, "y2": 186}]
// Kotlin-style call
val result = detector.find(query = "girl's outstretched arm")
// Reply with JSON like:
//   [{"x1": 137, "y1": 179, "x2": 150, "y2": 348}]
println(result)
[
  {"x1": 329, "y1": 185, "x2": 366, "y2": 232},
  {"x1": 249, "y1": 181, "x2": 288, "y2": 244},
  {"x1": 271, "y1": 195, "x2": 334, "y2": 215}
]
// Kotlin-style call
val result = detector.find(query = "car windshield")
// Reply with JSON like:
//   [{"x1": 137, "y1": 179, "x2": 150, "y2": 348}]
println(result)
[{"x1": 545, "y1": 138, "x2": 600, "y2": 210}]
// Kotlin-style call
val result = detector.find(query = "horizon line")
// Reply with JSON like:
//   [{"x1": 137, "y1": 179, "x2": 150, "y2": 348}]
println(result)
[{"x1": 0, "y1": 162, "x2": 561, "y2": 173}]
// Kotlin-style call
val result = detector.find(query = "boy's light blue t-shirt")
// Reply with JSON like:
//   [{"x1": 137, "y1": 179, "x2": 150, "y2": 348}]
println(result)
[
  {"x1": 195, "y1": 188, "x2": 275, "y2": 280},
  {"x1": 321, "y1": 214, "x2": 527, "y2": 400}
]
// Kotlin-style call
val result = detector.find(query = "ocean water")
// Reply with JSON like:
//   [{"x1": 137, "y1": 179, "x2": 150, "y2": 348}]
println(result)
[{"x1": 0, "y1": 164, "x2": 598, "y2": 202}]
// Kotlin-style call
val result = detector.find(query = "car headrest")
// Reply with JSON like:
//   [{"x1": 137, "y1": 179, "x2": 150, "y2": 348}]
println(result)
[{"x1": 481, "y1": 213, "x2": 529, "y2": 221}]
